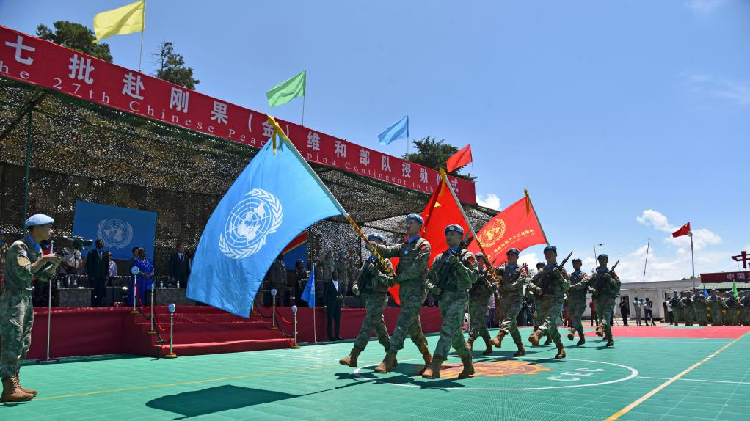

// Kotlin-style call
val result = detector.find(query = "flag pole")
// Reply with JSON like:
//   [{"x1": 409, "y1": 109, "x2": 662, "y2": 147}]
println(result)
[
  {"x1": 524, "y1": 189, "x2": 548, "y2": 244},
  {"x1": 301, "y1": 95, "x2": 306, "y2": 127},
  {"x1": 138, "y1": 0, "x2": 146, "y2": 72},
  {"x1": 643, "y1": 239, "x2": 650, "y2": 282},
  {"x1": 266, "y1": 115, "x2": 395, "y2": 277},
  {"x1": 690, "y1": 232, "x2": 696, "y2": 290}
]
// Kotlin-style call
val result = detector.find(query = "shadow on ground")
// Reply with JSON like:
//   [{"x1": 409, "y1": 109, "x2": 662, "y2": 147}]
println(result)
[{"x1": 146, "y1": 385, "x2": 298, "y2": 419}]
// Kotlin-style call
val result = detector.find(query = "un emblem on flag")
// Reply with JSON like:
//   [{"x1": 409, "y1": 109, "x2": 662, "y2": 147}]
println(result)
[
  {"x1": 219, "y1": 188, "x2": 283, "y2": 259},
  {"x1": 97, "y1": 219, "x2": 134, "y2": 249}
]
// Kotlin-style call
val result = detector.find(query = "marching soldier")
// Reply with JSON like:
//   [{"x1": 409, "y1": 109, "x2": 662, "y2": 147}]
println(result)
[
  {"x1": 669, "y1": 293, "x2": 682, "y2": 326},
  {"x1": 566, "y1": 258, "x2": 589, "y2": 346},
  {"x1": 527, "y1": 246, "x2": 567, "y2": 359},
  {"x1": 708, "y1": 290, "x2": 724, "y2": 326},
  {"x1": 590, "y1": 254, "x2": 620, "y2": 347},
  {"x1": 369, "y1": 214, "x2": 432, "y2": 374},
  {"x1": 1, "y1": 214, "x2": 61, "y2": 402},
  {"x1": 467, "y1": 253, "x2": 496, "y2": 355},
  {"x1": 681, "y1": 291, "x2": 695, "y2": 326},
  {"x1": 490, "y1": 248, "x2": 527, "y2": 357},
  {"x1": 740, "y1": 291, "x2": 750, "y2": 326},
  {"x1": 725, "y1": 292, "x2": 739, "y2": 326},
  {"x1": 693, "y1": 291, "x2": 708, "y2": 326},
  {"x1": 340, "y1": 234, "x2": 394, "y2": 367},
  {"x1": 421, "y1": 224, "x2": 478, "y2": 379}
]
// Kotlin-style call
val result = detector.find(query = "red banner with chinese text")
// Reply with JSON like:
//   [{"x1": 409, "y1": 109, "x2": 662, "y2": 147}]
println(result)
[
  {"x1": 468, "y1": 196, "x2": 547, "y2": 266},
  {"x1": 0, "y1": 25, "x2": 475, "y2": 204},
  {"x1": 700, "y1": 271, "x2": 750, "y2": 283}
]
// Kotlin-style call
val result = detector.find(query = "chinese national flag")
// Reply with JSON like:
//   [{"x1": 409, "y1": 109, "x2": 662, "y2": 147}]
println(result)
[
  {"x1": 672, "y1": 222, "x2": 691, "y2": 238},
  {"x1": 389, "y1": 179, "x2": 469, "y2": 305},
  {"x1": 468, "y1": 196, "x2": 547, "y2": 267},
  {"x1": 446, "y1": 145, "x2": 473, "y2": 172}
]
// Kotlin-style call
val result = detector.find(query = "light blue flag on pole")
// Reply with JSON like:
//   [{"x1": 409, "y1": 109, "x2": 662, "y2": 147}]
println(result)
[
  {"x1": 300, "y1": 264, "x2": 315, "y2": 307},
  {"x1": 703, "y1": 285, "x2": 709, "y2": 298},
  {"x1": 378, "y1": 115, "x2": 409, "y2": 145},
  {"x1": 187, "y1": 140, "x2": 344, "y2": 317}
]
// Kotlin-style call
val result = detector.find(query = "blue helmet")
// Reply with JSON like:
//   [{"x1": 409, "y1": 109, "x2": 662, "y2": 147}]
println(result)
[
  {"x1": 544, "y1": 245, "x2": 557, "y2": 253},
  {"x1": 572, "y1": 258, "x2": 582, "y2": 264},
  {"x1": 597, "y1": 254, "x2": 608, "y2": 260},
  {"x1": 506, "y1": 248, "x2": 520, "y2": 256},
  {"x1": 444, "y1": 224, "x2": 464, "y2": 235},
  {"x1": 367, "y1": 233, "x2": 386, "y2": 243},
  {"x1": 406, "y1": 213, "x2": 424, "y2": 224}
]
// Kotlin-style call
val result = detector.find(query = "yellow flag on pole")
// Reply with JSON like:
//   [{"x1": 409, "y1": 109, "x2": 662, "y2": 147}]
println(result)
[{"x1": 93, "y1": 0, "x2": 145, "y2": 43}]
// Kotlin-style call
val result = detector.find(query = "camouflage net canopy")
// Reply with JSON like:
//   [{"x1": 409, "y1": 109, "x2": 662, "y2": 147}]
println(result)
[{"x1": 0, "y1": 78, "x2": 496, "y2": 273}]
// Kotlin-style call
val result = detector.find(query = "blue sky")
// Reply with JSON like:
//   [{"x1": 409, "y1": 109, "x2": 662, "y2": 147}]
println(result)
[{"x1": 1, "y1": 0, "x2": 748, "y2": 281}]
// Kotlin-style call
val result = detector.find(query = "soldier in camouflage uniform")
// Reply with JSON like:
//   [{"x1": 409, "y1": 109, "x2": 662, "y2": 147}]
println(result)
[
  {"x1": 490, "y1": 248, "x2": 527, "y2": 357},
  {"x1": 566, "y1": 258, "x2": 589, "y2": 346},
  {"x1": 1, "y1": 214, "x2": 61, "y2": 402},
  {"x1": 340, "y1": 234, "x2": 394, "y2": 367},
  {"x1": 421, "y1": 224, "x2": 478, "y2": 379},
  {"x1": 693, "y1": 292, "x2": 708, "y2": 326},
  {"x1": 371, "y1": 214, "x2": 432, "y2": 374},
  {"x1": 467, "y1": 253, "x2": 496, "y2": 355},
  {"x1": 708, "y1": 290, "x2": 724, "y2": 326},
  {"x1": 316, "y1": 251, "x2": 336, "y2": 307},
  {"x1": 527, "y1": 246, "x2": 567, "y2": 359},
  {"x1": 724, "y1": 293, "x2": 739, "y2": 326},
  {"x1": 589, "y1": 254, "x2": 620, "y2": 347},
  {"x1": 681, "y1": 291, "x2": 695, "y2": 326},
  {"x1": 669, "y1": 293, "x2": 683, "y2": 326},
  {"x1": 740, "y1": 291, "x2": 750, "y2": 326}
]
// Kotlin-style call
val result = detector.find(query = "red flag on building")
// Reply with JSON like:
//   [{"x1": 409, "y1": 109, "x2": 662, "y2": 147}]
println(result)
[
  {"x1": 468, "y1": 195, "x2": 547, "y2": 267},
  {"x1": 672, "y1": 222, "x2": 691, "y2": 238},
  {"x1": 445, "y1": 145, "x2": 473, "y2": 172},
  {"x1": 389, "y1": 179, "x2": 469, "y2": 305}
]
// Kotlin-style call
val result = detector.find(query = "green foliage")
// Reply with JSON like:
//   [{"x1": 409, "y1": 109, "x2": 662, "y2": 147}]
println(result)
[
  {"x1": 403, "y1": 136, "x2": 476, "y2": 181},
  {"x1": 36, "y1": 21, "x2": 113, "y2": 62},
  {"x1": 154, "y1": 42, "x2": 200, "y2": 89}
]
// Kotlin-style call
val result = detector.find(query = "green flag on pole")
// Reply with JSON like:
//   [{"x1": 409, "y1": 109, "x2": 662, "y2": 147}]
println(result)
[
  {"x1": 732, "y1": 280, "x2": 739, "y2": 298},
  {"x1": 266, "y1": 70, "x2": 306, "y2": 107}
]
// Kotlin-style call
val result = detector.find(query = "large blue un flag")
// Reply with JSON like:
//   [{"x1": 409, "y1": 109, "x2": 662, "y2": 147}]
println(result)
[{"x1": 188, "y1": 139, "x2": 344, "y2": 317}]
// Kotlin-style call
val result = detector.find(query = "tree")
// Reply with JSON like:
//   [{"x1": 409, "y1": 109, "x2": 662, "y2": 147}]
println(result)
[
  {"x1": 154, "y1": 42, "x2": 200, "y2": 89},
  {"x1": 36, "y1": 21, "x2": 113, "y2": 62},
  {"x1": 403, "y1": 137, "x2": 476, "y2": 181}
]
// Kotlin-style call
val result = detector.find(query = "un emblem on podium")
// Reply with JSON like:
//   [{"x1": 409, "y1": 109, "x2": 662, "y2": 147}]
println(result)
[{"x1": 219, "y1": 188, "x2": 283, "y2": 259}]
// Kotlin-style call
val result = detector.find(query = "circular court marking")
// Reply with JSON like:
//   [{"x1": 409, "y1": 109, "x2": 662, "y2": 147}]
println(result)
[{"x1": 353, "y1": 358, "x2": 639, "y2": 391}]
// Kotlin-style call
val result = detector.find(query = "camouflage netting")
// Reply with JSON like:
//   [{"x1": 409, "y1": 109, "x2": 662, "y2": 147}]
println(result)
[{"x1": 0, "y1": 78, "x2": 496, "y2": 273}]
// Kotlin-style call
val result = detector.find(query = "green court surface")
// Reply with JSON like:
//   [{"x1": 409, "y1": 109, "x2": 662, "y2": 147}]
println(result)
[{"x1": 2, "y1": 327, "x2": 748, "y2": 421}]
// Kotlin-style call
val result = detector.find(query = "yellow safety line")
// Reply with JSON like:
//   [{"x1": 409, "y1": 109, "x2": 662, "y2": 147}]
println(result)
[
  {"x1": 25, "y1": 360, "x2": 349, "y2": 402},
  {"x1": 604, "y1": 331, "x2": 748, "y2": 421}
]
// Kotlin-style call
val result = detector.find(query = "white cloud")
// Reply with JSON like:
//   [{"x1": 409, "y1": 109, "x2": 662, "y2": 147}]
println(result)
[
  {"x1": 667, "y1": 228, "x2": 722, "y2": 251},
  {"x1": 518, "y1": 252, "x2": 540, "y2": 268},
  {"x1": 477, "y1": 193, "x2": 501, "y2": 211},
  {"x1": 636, "y1": 209, "x2": 675, "y2": 233},
  {"x1": 681, "y1": 72, "x2": 750, "y2": 106},
  {"x1": 685, "y1": 0, "x2": 725, "y2": 14}
]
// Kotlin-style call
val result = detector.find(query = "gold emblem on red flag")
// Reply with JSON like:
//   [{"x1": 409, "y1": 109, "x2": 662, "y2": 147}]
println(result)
[{"x1": 478, "y1": 218, "x2": 506, "y2": 247}]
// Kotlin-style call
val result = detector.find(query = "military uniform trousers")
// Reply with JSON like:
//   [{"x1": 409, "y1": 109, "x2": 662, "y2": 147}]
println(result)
[
  {"x1": 388, "y1": 283, "x2": 429, "y2": 355},
  {"x1": 353, "y1": 292, "x2": 390, "y2": 352},
  {"x1": 468, "y1": 292, "x2": 492, "y2": 343},
  {"x1": 433, "y1": 290, "x2": 470, "y2": 359},
  {"x1": 499, "y1": 295, "x2": 524, "y2": 346},
  {"x1": 538, "y1": 296, "x2": 564, "y2": 345},
  {"x1": 567, "y1": 297, "x2": 587, "y2": 336},
  {"x1": 0, "y1": 291, "x2": 33, "y2": 378},
  {"x1": 595, "y1": 297, "x2": 615, "y2": 339}
]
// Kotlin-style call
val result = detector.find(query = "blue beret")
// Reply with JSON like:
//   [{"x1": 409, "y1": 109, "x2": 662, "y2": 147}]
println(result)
[
  {"x1": 406, "y1": 213, "x2": 424, "y2": 224},
  {"x1": 25, "y1": 213, "x2": 54, "y2": 227},
  {"x1": 597, "y1": 254, "x2": 608, "y2": 260},
  {"x1": 444, "y1": 224, "x2": 464, "y2": 235},
  {"x1": 367, "y1": 233, "x2": 385, "y2": 242},
  {"x1": 544, "y1": 245, "x2": 557, "y2": 253},
  {"x1": 475, "y1": 252, "x2": 484, "y2": 258},
  {"x1": 506, "y1": 248, "x2": 520, "y2": 256},
  {"x1": 572, "y1": 258, "x2": 582, "y2": 264}
]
